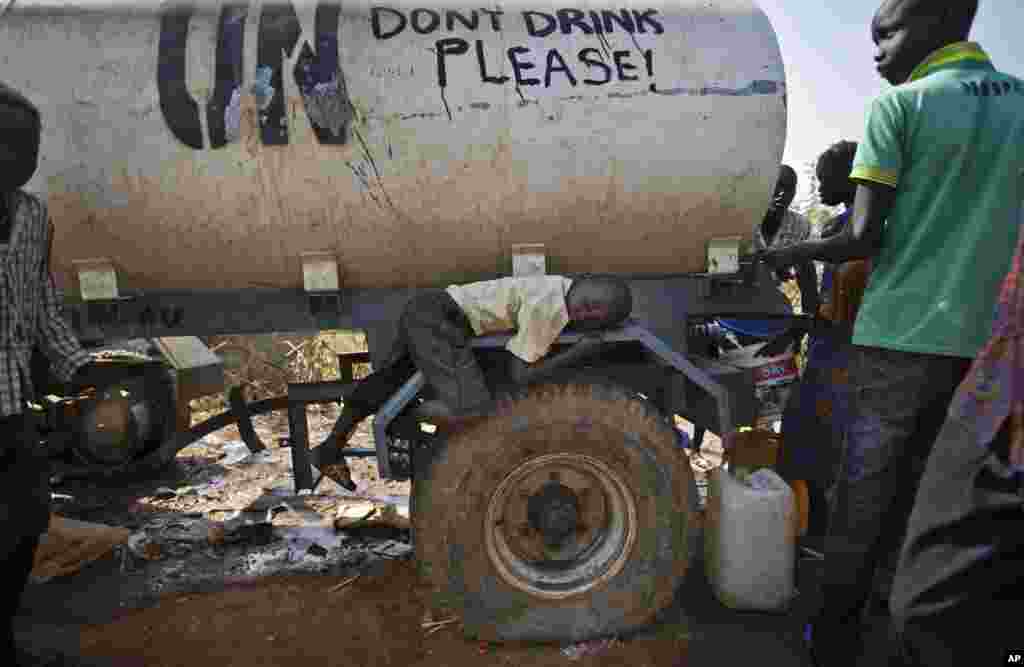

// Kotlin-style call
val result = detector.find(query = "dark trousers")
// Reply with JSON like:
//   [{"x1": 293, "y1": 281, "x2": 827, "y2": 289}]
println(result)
[
  {"x1": 1, "y1": 413, "x2": 50, "y2": 663},
  {"x1": 812, "y1": 346, "x2": 971, "y2": 667},
  {"x1": 889, "y1": 414, "x2": 1024, "y2": 667},
  {"x1": 338, "y1": 291, "x2": 491, "y2": 429},
  {"x1": 1, "y1": 535, "x2": 39, "y2": 662}
]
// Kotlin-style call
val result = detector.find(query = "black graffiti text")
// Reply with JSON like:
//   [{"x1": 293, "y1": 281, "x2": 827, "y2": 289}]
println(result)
[
  {"x1": 436, "y1": 39, "x2": 655, "y2": 89},
  {"x1": 371, "y1": 6, "x2": 505, "y2": 38},
  {"x1": 521, "y1": 9, "x2": 664, "y2": 37},
  {"x1": 370, "y1": 6, "x2": 664, "y2": 39}
]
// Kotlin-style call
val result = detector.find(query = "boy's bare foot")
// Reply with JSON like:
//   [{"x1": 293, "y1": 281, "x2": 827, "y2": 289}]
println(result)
[{"x1": 318, "y1": 461, "x2": 357, "y2": 492}]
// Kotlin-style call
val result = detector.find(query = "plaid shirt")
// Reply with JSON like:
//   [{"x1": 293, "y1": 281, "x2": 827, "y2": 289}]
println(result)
[
  {"x1": 752, "y1": 209, "x2": 811, "y2": 254},
  {"x1": 0, "y1": 190, "x2": 88, "y2": 417}
]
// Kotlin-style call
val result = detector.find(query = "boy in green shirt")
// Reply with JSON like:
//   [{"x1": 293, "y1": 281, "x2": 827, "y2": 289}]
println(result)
[{"x1": 761, "y1": 1, "x2": 1024, "y2": 665}]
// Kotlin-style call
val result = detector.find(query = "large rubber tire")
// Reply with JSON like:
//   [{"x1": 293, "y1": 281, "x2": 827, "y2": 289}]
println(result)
[{"x1": 412, "y1": 383, "x2": 694, "y2": 642}]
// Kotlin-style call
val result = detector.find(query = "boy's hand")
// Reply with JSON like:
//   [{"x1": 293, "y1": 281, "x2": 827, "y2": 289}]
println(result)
[{"x1": 759, "y1": 244, "x2": 804, "y2": 271}]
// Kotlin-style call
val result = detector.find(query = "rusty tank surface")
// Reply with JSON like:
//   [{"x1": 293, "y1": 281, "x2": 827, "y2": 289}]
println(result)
[{"x1": 1, "y1": 0, "x2": 786, "y2": 294}]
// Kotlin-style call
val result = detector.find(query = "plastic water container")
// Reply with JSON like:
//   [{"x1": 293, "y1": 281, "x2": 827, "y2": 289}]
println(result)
[{"x1": 704, "y1": 467, "x2": 797, "y2": 612}]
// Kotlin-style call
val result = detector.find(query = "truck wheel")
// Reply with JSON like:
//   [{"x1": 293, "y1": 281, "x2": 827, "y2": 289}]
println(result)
[
  {"x1": 412, "y1": 383, "x2": 694, "y2": 642},
  {"x1": 74, "y1": 365, "x2": 177, "y2": 466}
]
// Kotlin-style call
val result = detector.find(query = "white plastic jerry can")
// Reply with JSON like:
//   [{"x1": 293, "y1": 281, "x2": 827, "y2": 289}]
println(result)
[{"x1": 704, "y1": 467, "x2": 797, "y2": 612}]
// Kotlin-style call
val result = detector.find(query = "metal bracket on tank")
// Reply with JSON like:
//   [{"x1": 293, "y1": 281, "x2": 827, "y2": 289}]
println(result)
[
  {"x1": 700, "y1": 238, "x2": 760, "y2": 299},
  {"x1": 71, "y1": 258, "x2": 131, "y2": 327},
  {"x1": 511, "y1": 244, "x2": 547, "y2": 277},
  {"x1": 301, "y1": 251, "x2": 342, "y2": 317}
]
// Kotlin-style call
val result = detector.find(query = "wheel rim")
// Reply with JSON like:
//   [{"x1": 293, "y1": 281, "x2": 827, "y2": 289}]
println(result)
[{"x1": 484, "y1": 453, "x2": 638, "y2": 600}]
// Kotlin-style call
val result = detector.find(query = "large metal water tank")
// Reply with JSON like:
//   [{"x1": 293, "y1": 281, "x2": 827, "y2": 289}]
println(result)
[{"x1": 1, "y1": 0, "x2": 786, "y2": 291}]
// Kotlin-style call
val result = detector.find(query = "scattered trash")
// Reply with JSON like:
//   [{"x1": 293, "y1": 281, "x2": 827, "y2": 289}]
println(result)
[
  {"x1": 205, "y1": 518, "x2": 276, "y2": 549},
  {"x1": 560, "y1": 637, "x2": 622, "y2": 661},
  {"x1": 334, "y1": 498, "x2": 410, "y2": 532},
  {"x1": 161, "y1": 519, "x2": 218, "y2": 544},
  {"x1": 264, "y1": 481, "x2": 301, "y2": 497},
  {"x1": 246, "y1": 494, "x2": 300, "y2": 512},
  {"x1": 372, "y1": 540, "x2": 413, "y2": 559},
  {"x1": 243, "y1": 450, "x2": 276, "y2": 465},
  {"x1": 422, "y1": 618, "x2": 459, "y2": 637},
  {"x1": 334, "y1": 504, "x2": 378, "y2": 530},
  {"x1": 268, "y1": 504, "x2": 290, "y2": 519},
  {"x1": 220, "y1": 441, "x2": 252, "y2": 465},
  {"x1": 192, "y1": 478, "x2": 228, "y2": 497},
  {"x1": 237, "y1": 540, "x2": 336, "y2": 578},
  {"x1": 327, "y1": 575, "x2": 360, "y2": 593},
  {"x1": 127, "y1": 532, "x2": 163, "y2": 561},
  {"x1": 306, "y1": 543, "x2": 329, "y2": 558},
  {"x1": 220, "y1": 441, "x2": 276, "y2": 466}
]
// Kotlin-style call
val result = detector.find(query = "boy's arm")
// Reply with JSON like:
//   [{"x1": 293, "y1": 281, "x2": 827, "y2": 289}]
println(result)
[
  {"x1": 762, "y1": 183, "x2": 896, "y2": 268},
  {"x1": 796, "y1": 260, "x2": 819, "y2": 317},
  {"x1": 764, "y1": 91, "x2": 903, "y2": 270}
]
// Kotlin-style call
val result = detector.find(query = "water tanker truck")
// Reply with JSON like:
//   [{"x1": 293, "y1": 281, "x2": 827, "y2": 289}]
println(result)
[{"x1": 2, "y1": 0, "x2": 795, "y2": 641}]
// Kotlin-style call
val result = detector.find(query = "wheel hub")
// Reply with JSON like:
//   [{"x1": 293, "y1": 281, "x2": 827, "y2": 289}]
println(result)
[
  {"x1": 527, "y1": 482, "x2": 580, "y2": 546},
  {"x1": 484, "y1": 453, "x2": 638, "y2": 600}
]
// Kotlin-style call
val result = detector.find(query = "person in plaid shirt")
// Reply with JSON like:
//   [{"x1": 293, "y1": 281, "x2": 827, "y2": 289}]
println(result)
[{"x1": 1, "y1": 80, "x2": 93, "y2": 665}]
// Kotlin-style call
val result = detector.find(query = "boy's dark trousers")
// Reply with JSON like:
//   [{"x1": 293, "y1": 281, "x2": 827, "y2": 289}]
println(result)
[
  {"x1": 0, "y1": 412, "x2": 51, "y2": 664},
  {"x1": 331, "y1": 290, "x2": 492, "y2": 434}
]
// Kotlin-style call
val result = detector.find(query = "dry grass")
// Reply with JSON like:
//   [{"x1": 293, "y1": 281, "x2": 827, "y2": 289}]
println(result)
[{"x1": 189, "y1": 331, "x2": 371, "y2": 422}]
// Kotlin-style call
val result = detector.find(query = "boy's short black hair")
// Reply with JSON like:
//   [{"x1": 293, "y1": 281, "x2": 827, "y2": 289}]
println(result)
[
  {"x1": 0, "y1": 80, "x2": 41, "y2": 126},
  {"x1": 818, "y1": 141, "x2": 858, "y2": 176},
  {"x1": 566, "y1": 275, "x2": 633, "y2": 330},
  {"x1": 904, "y1": 0, "x2": 979, "y2": 36}
]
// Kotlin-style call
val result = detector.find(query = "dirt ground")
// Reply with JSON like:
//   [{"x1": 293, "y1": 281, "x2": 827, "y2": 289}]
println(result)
[
  {"x1": 39, "y1": 409, "x2": 721, "y2": 667},
  {"x1": 78, "y1": 560, "x2": 688, "y2": 667}
]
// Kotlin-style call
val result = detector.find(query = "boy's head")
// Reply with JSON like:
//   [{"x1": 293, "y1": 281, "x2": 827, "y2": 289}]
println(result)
[
  {"x1": 565, "y1": 276, "x2": 632, "y2": 330},
  {"x1": 0, "y1": 81, "x2": 42, "y2": 192},
  {"x1": 770, "y1": 165, "x2": 798, "y2": 215},
  {"x1": 816, "y1": 141, "x2": 859, "y2": 207},
  {"x1": 872, "y1": 0, "x2": 979, "y2": 86}
]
